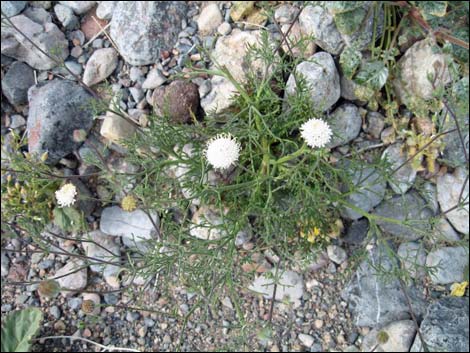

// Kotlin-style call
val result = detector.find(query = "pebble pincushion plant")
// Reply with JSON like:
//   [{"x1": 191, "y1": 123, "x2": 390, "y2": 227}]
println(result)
[{"x1": 120, "y1": 32, "x2": 388, "y2": 294}]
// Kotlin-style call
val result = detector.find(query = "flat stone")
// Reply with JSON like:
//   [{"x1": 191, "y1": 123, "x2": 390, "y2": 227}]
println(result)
[
  {"x1": 327, "y1": 103, "x2": 362, "y2": 148},
  {"x1": 58, "y1": 1, "x2": 96, "y2": 15},
  {"x1": 249, "y1": 270, "x2": 304, "y2": 302},
  {"x1": 1, "y1": 1, "x2": 27, "y2": 17},
  {"x1": 411, "y1": 297, "x2": 469, "y2": 352},
  {"x1": 298, "y1": 333, "x2": 315, "y2": 348},
  {"x1": 425, "y1": 246, "x2": 467, "y2": 285},
  {"x1": 382, "y1": 143, "x2": 418, "y2": 194},
  {"x1": 142, "y1": 69, "x2": 166, "y2": 89},
  {"x1": 100, "y1": 110, "x2": 136, "y2": 145},
  {"x1": 100, "y1": 206, "x2": 159, "y2": 242},
  {"x1": 437, "y1": 167, "x2": 469, "y2": 234},
  {"x1": 374, "y1": 191, "x2": 434, "y2": 241},
  {"x1": 54, "y1": 259, "x2": 87, "y2": 295},
  {"x1": 397, "y1": 242, "x2": 426, "y2": 279},
  {"x1": 361, "y1": 320, "x2": 416, "y2": 352}
]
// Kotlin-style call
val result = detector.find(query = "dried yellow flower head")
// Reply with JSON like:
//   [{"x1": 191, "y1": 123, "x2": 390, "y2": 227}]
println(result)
[
  {"x1": 38, "y1": 280, "x2": 61, "y2": 298},
  {"x1": 121, "y1": 195, "x2": 137, "y2": 212}
]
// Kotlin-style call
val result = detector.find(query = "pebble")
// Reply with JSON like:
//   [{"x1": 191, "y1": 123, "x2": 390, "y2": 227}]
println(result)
[
  {"x1": 217, "y1": 22, "x2": 232, "y2": 36},
  {"x1": 299, "y1": 333, "x2": 315, "y2": 347},
  {"x1": 50, "y1": 305, "x2": 61, "y2": 319}
]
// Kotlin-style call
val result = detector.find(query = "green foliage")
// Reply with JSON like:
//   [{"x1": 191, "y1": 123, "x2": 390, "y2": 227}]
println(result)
[
  {"x1": 52, "y1": 206, "x2": 86, "y2": 233},
  {"x1": 340, "y1": 45, "x2": 362, "y2": 79},
  {"x1": 410, "y1": 1, "x2": 448, "y2": 20},
  {"x1": 354, "y1": 61, "x2": 389, "y2": 91},
  {"x1": 1, "y1": 308, "x2": 43, "y2": 352}
]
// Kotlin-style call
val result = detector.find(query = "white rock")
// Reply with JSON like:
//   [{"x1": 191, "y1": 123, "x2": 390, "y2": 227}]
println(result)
[
  {"x1": 96, "y1": 1, "x2": 116, "y2": 20},
  {"x1": 298, "y1": 333, "x2": 315, "y2": 348},
  {"x1": 142, "y1": 68, "x2": 167, "y2": 90},
  {"x1": 83, "y1": 48, "x2": 118, "y2": 86},
  {"x1": 100, "y1": 206, "x2": 159, "y2": 242},
  {"x1": 82, "y1": 293, "x2": 101, "y2": 315},
  {"x1": 274, "y1": 4, "x2": 298, "y2": 24},
  {"x1": 437, "y1": 167, "x2": 469, "y2": 234},
  {"x1": 201, "y1": 76, "x2": 237, "y2": 115},
  {"x1": 100, "y1": 111, "x2": 136, "y2": 145},
  {"x1": 217, "y1": 22, "x2": 232, "y2": 36},
  {"x1": 248, "y1": 270, "x2": 304, "y2": 302},
  {"x1": 197, "y1": 4, "x2": 223, "y2": 35},
  {"x1": 285, "y1": 52, "x2": 340, "y2": 111},
  {"x1": 426, "y1": 246, "x2": 468, "y2": 284}
]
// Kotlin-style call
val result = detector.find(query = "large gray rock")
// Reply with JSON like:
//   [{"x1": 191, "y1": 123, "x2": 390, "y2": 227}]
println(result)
[
  {"x1": 397, "y1": 242, "x2": 426, "y2": 279},
  {"x1": 1, "y1": 1, "x2": 26, "y2": 17},
  {"x1": 411, "y1": 297, "x2": 469, "y2": 352},
  {"x1": 249, "y1": 270, "x2": 304, "y2": 302},
  {"x1": 2, "y1": 61, "x2": 35, "y2": 106},
  {"x1": 82, "y1": 48, "x2": 118, "y2": 86},
  {"x1": 342, "y1": 244, "x2": 427, "y2": 327},
  {"x1": 340, "y1": 164, "x2": 387, "y2": 220},
  {"x1": 383, "y1": 143, "x2": 418, "y2": 194},
  {"x1": 425, "y1": 246, "x2": 468, "y2": 285},
  {"x1": 100, "y1": 206, "x2": 159, "y2": 242},
  {"x1": 374, "y1": 191, "x2": 435, "y2": 241},
  {"x1": 110, "y1": 2, "x2": 187, "y2": 66},
  {"x1": 54, "y1": 4, "x2": 79, "y2": 30},
  {"x1": 327, "y1": 103, "x2": 362, "y2": 148},
  {"x1": 1, "y1": 15, "x2": 68, "y2": 70},
  {"x1": 285, "y1": 52, "x2": 340, "y2": 111},
  {"x1": 394, "y1": 39, "x2": 451, "y2": 105},
  {"x1": 361, "y1": 320, "x2": 417, "y2": 352},
  {"x1": 437, "y1": 168, "x2": 469, "y2": 234},
  {"x1": 27, "y1": 80, "x2": 94, "y2": 164}
]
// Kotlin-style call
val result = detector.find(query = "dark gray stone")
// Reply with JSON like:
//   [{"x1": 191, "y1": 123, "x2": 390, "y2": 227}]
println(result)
[
  {"x1": 411, "y1": 297, "x2": 469, "y2": 352},
  {"x1": 374, "y1": 191, "x2": 435, "y2": 241},
  {"x1": 343, "y1": 219, "x2": 369, "y2": 245},
  {"x1": 327, "y1": 104, "x2": 362, "y2": 148},
  {"x1": 110, "y1": 2, "x2": 187, "y2": 65},
  {"x1": 2, "y1": 61, "x2": 35, "y2": 106},
  {"x1": 342, "y1": 244, "x2": 427, "y2": 327},
  {"x1": 27, "y1": 80, "x2": 94, "y2": 164}
]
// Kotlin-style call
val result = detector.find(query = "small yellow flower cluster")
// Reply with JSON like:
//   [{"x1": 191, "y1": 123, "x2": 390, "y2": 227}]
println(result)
[
  {"x1": 300, "y1": 226, "x2": 322, "y2": 243},
  {"x1": 121, "y1": 195, "x2": 138, "y2": 212},
  {"x1": 450, "y1": 281, "x2": 468, "y2": 297}
]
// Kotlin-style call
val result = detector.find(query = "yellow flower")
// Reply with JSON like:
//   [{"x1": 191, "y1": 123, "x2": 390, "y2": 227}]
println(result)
[
  {"x1": 450, "y1": 281, "x2": 468, "y2": 297},
  {"x1": 301, "y1": 226, "x2": 321, "y2": 243},
  {"x1": 121, "y1": 195, "x2": 137, "y2": 212}
]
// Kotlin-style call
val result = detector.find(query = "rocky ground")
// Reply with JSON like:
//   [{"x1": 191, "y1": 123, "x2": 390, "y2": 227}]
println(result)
[{"x1": 1, "y1": 1, "x2": 469, "y2": 352}]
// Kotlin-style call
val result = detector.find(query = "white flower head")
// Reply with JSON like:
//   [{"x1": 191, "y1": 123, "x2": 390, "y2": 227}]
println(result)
[
  {"x1": 204, "y1": 133, "x2": 241, "y2": 170},
  {"x1": 55, "y1": 183, "x2": 77, "y2": 207},
  {"x1": 300, "y1": 118, "x2": 332, "y2": 148}
]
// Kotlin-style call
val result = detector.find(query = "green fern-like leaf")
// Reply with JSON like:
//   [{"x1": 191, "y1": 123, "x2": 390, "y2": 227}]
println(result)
[{"x1": 1, "y1": 308, "x2": 43, "y2": 352}]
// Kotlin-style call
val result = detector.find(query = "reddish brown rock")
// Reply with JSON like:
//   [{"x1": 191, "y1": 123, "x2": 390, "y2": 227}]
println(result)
[
  {"x1": 151, "y1": 80, "x2": 200, "y2": 124},
  {"x1": 81, "y1": 6, "x2": 108, "y2": 40}
]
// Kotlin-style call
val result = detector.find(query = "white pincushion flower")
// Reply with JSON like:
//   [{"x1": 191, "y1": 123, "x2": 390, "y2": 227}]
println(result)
[
  {"x1": 300, "y1": 118, "x2": 332, "y2": 148},
  {"x1": 55, "y1": 183, "x2": 77, "y2": 207},
  {"x1": 204, "y1": 133, "x2": 241, "y2": 170}
]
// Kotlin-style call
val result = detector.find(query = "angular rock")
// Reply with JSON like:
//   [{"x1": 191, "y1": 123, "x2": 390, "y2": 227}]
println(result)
[
  {"x1": 2, "y1": 61, "x2": 35, "y2": 106},
  {"x1": 249, "y1": 270, "x2": 304, "y2": 302},
  {"x1": 100, "y1": 111, "x2": 137, "y2": 145},
  {"x1": 327, "y1": 245, "x2": 347, "y2": 265},
  {"x1": 142, "y1": 69, "x2": 167, "y2": 90},
  {"x1": 23, "y1": 6, "x2": 52, "y2": 24},
  {"x1": 343, "y1": 219, "x2": 369, "y2": 245},
  {"x1": 411, "y1": 297, "x2": 469, "y2": 352},
  {"x1": 83, "y1": 48, "x2": 118, "y2": 86},
  {"x1": 374, "y1": 191, "x2": 434, "y2": 241},
  {"x1": 382, "y1": 143, "x2": 418, "y2": 194},
  {"x1": 274, "y1": 4, "x2": 298, "y2": 24},
  {"x1": 361, "y1": 320, "x2": 417, "y2": 352},
  {"x1": 110, "y1": 2, "x2": 187, "y2": 66},
  {"x1": 54, "y1": 259, "x2": 87, "y2": 295},
  {"x1": 151, "y1": 80, "x2": 200, "y2": 124},
  {"x1": 54, "y1": 4, "x2": 79, "y2": 30},
  {"x1": 342, "y1": 244, "x2": 427, "y2": 327},
  {"x1": 430, "y1": 218, "x2": 460, "y2": 244},
  {"x1": 365, "y1": 111, "x2": 385, "y2": 139},
  {"x1": 58, "y1": 1, "x2": 96, "y2": 15},
  {"x1": 327, "y1": 103, "x2": 362, "y2": 148},
  {"x1": 285, "y1": 52, "x2": 340, "y2": 111},
  {"x1": 230, "y1": 1, "x2": 255, "y2": 22},
  {"x1": 437, "y1": 168, "x2": 469, "y2": 234},
  {"x1": 100, "y1": 206, "x2": 159, "y2": 242},
  {"x1": 299, "y1": 5, "x2": 344, "y2": 55},
  {"x1": 425, "y1": 246, "x2": 467, "y2": 285},
  {"x1": 27, "y1": 80, "x2": 94, "y2": 164},
  {"x1": 340, "y1": 164, "x2": 387, "y2": 220},
  {"x1": 82, "y1": 230, "x2": 120, "y2": 288},
  {"x1": 200, "y1": 76, "x2": 237, "y2": 114},
  {"x1": 298, "y1": 333, "x2": 315, "y2": 348},
  {"x1": 1, "y1": 1, "x2": 26, "y2": 17},
  {"x1": 280, "y1": 22, "x2": 316, "y2": 58},
  {"x1": 197, "y1": 4, "x2": 223, "y2": 36},
  {"x1": 397, "y1": 242, "x2": 426, "y2": 279},
  {"x1": 1, "y1": 15, "x2": 69, "y2": 70},
  {"x1": 394, "y1": 39, "x2": 451, "y2": 104}
]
